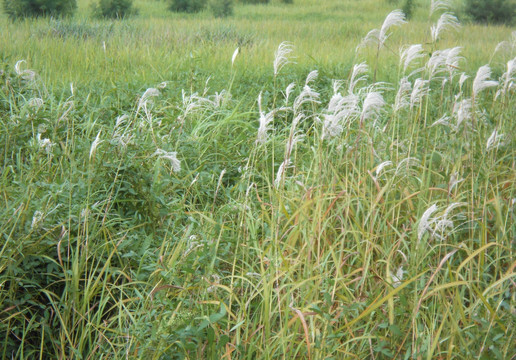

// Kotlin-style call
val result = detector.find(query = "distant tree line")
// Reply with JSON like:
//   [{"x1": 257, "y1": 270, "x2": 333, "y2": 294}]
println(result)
[{"x1": 2, "y1": 0, "x2": 297, "y2": 20}]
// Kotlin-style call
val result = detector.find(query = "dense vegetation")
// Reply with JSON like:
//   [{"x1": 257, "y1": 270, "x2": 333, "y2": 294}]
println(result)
[{"x1": 1, "y1": 0, "x2": 515, "y2": 359}]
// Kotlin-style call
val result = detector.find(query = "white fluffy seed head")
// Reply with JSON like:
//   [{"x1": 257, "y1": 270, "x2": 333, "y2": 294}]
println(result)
[
  {"x1": 273, "y1": 42, "x2": 294, "y2": 76},
  {"x1": 231, "y1": 47, "x2": 239, "y2": 67},
  {"x1": 89, "y1": 131, "x2": 103, "y2": 161},
  {"x1": 431, "y1": 13, "x2": 460, "y2": 43},
  {"x1": 418, "y1": 204, "x2": 438, "y2": 241},
  {"x1": 473, "y1": 65, "x2": 498, "y2": 98},
  {"x1": 400, "y1": 44, "x2": 425, "y2": 74},
  {"x1": 154, "y1": 149, "x2": 181, "y2": 172},
  {"x1": 430, "y1": 0, "x2": 452, "y2": 15},
  {"x1": 361, "y1": 91, "x2": 385, "y2": 122}
]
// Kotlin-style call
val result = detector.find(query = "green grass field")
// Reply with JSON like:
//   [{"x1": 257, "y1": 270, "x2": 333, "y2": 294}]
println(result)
[{"x1": 1, "y1": 0, "x2": 515, "y2": 359}]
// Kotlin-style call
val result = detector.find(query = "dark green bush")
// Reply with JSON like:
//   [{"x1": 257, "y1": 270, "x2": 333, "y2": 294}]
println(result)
[
  {"x1": 465, "y1": 0, "x2": 515, "y2": 25},
  {"x1": 3, "y1": 0, "x2": 77, "y2": 19},
  {"x1": 169, "y1": 0, "x2": 207, "y2": 12},
  {"x1": 92, "y1": 0, "x2": 137, "y2": 19},
  {"x1": 210, "y1": 0, "x2": 233, "y2": 17},
  {"x1": 402, "y1": 0, "x2": 415, "y2": 20},
  {"x1": 240, "y1": 0, "x2": 269, "y2": 4}
]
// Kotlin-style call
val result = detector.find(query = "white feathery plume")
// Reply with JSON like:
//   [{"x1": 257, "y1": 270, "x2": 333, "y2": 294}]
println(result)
[
  {"x1": 453, "y1": 98, "x2": 472, "y2": 128},
  {"x1": 486, "y1": 129, "x2": 504, "y2": 151},
  {"x1": 394, "y1": 77, "x2": 412, "y2": 112},
  {"x1": 395, "y1": 157, "x2": 420, "y2": 176},
  {"x1": 379, "y1": 10, "x2": 407, "y2": 48},
  {"x1": 273, "y1": 42, "x2": 294, "y2": 76},
  {"x1": 283, "y1": 82, "x2": 296, "y2": 104},
  {"x1": 400, "y1": 44, "x2": 425, "y2": 74},
  {"x1": 332, "y1": 79, "x2": 344, "y2": 94},
  {"x1": 360, "y1": 91, "x2": 385, "y2": 125},
  {"x1": 430, "y1": 0, "x2": 451, "y2": 15},
  {"x1": 14, "y1": 60, "x2": 36, "y2": 81},
  {"x1": 89, "y1": 131, "x2": 103, "y2": 160},
  {"x1": 358, "y1": 10, "x2": 406, "y2": 50},
  {"x1": 31, "y1": 210, "x2": 44, "y2": 230},
  {"x1": 426, "y1": 50, "x2": 447, "y2": 78},
  {"x1": 293, "y1": 85, "x2": 320, "y2": 113},
  {"x1": 444, "y1": 47, "x2": 463, "y2": 77},
  {"x1": 375, "y1": 160, "x2": 393, "y2": 177},
  {"x1": 448, "y1": 172, "x2": 464, "y2": 192},
  {"x1": 154, "y1": 149, "x2": 181, "y2": 172},
  {"x1": 410, "y1": 79, "x2": 430, "y2": 109},
  {"x1": 305, "y1": 70, "x2": 319, "y2": 86},
  {"x1": 28, "y1": 98, "x2": 44, "y2": 110},
  {"x1": 443, "y1": 202, "x2": 466, "y2": 220},
  {"x1": 36, "y1": 133, "x2": 54, "y2": 153},
  {"x1": 459, "y1": 73, "x2": 469, "y2": 91},
  {"x1": 321, "y1": 113, "x2": 343, "y2": 140},
  {"x1": 256, "y1": 92, "x2": 275, "y2": 144},
  {"x1": 473, "y1": 65, "x2": 498, "y2": 98},
  {"x1": 274, "y1": 159, "x2": 292, "y2": 189},
  {"x1": 431, "y1": 13, "x2": 460, "y2": 43},
  {"x1": 418, "y1": 204, "x2": 438, "y2": 241},
  {"x1": 497, "y1": 57, "x2": 516, "y2": 98},
  {"x1": 137, "y1": 88, "x2": 160, "y2": 115},
  {"x1": 390, "y1": 266, "x2": 404, "y2": 288},
  {"x1": 231, "y1": 47, "x2": 239, "y2": 67},
  {"x1": 430, "y1": 114, "x2": 451, "y2": 128},
  {"x1": 321, "y1": 93, "x2": 359, "y2": 139},
  {"x1": 348, "y1": 63, "x2": 369, "y2": 94}
]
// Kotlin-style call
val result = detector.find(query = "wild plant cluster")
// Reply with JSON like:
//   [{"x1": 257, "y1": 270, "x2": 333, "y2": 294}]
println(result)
[{"x1": 0, "y1": 1, "x2": 515, "y2": 359}]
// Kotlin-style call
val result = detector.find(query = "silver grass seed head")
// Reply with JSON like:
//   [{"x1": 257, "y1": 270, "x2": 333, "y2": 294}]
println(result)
[
  {"x1": 431, "y1": 13, "x2": 460, "y2": 43},
  {"x1": 231, "y1": 47, "x2": 239, "y2": 67},
  {"x1": 379, "y1": 10, "x2": 407, "y2": 47},
  {"x1": 418, "y1": 204, "x2": 438, "y2": 241},
  {"x1": 394, "y1": 77, "x2": 412, "y2": 112},
  {"x1": 273, "y1": 41, "x2": 294, "y2": 76},
  {"x1": 473, "y1": 65, "x2": 498, "y2": 98},
  {"x1": 348, "y1": 63, "x2": 369, "y2": 94},
  {"x1": 410, "y1": 79, "x2": 430, "y2": 109},
  {"x1": 430, "y1": 0, "x2": 452, "y2": 15},
  {"x1": 154, "y1": 149, "x2": 181, "y2": 172},
  {"x1": 361, "y1": 91, "x2": 386, "y2": 122},
  {"x1": 305, "y1": 70, "x2": 318, "y2": 86},
  {"x1": 400, "y1": 44, "x2": 425, "y2": 74},
  {"x1": 390, "y1": 266, "x2": 404, "y2": 288},
  {"x1": 486, "y1": 129, "x2": 504, "y2": 151}
]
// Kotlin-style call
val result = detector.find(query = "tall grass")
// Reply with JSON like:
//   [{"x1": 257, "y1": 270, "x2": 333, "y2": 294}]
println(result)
[{"x1": 1, "y1": 1, "x2": 515, "y2": 359}]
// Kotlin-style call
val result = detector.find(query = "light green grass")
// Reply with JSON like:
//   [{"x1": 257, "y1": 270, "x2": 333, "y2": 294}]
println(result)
[{"x1": 0, "y1": 0, "x2": 515, "y2": 359}]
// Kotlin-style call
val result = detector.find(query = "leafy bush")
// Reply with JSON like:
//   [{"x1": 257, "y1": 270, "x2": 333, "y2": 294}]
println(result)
[
  {"x1": 240, "y1": 0, "x2": 269, "y2": 4},
  {"x1": 465, "y1": 0, "x2": 515, "y2": 25},
  {"x1": 169, "y1": 0, "x2": 207, "y2": 12},
  {"x1": 92, "y1": 0, "x2": 137, "y2": 18},
  {"x1": 3, "y1": 0, "x2": 77, "y2": 19},
  {"x1": 210, "y1": 0, "x2": 233, "y2": 17},
  {"x1": 402, "y1": 0, "x2": 415, "y2": 20}
]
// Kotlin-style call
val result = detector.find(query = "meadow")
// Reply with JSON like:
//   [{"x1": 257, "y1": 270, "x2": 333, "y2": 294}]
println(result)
[{"x1": 0, "y1": 0, "x2": 515, "y2": 358}]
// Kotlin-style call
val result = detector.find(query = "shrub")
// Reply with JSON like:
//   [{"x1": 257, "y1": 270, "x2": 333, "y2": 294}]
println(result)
[
  {"x1": 3, "y1": 0, "x2": 77, "y2": 19},
  {"x1": 240, "y1": 0, "x2": 269, "y2": 4},
  {"x1": 92, "y1": 0, "x2": 137, "y2": 19},
  {"x1": 210, "y1": 0, "x2": 233, "y2": 17},
  {"x1": 280, "y1": 0, "x2": 293, "y2": 3},
  {"x1": 169, "y1": 0, "x2": 207, "y2": 12},
  {"x1": 465, "y1": 0, "x2": 515, "y2": 25},
  {"x1": 402, "y1": 0, "x2": 415, "y2": 20}
]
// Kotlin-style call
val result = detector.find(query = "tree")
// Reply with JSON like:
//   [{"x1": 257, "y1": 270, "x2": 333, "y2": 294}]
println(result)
[
  {"x1": 465, "y1": 0, "x2": 515, "y2": 25},
  {"x1": 3, "y1": 0, "x2": 77, "y2": 19}
]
